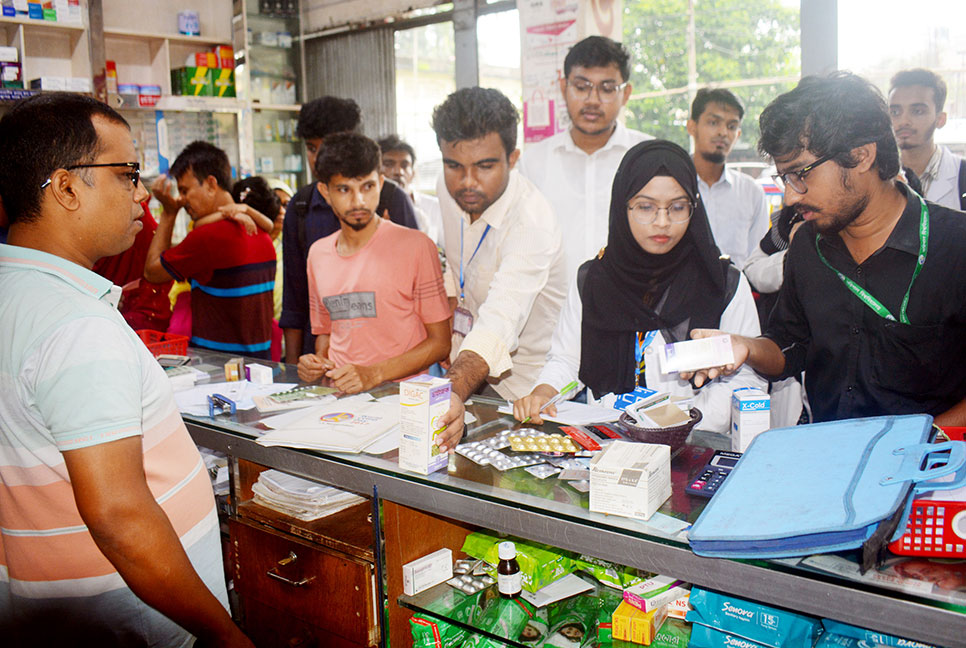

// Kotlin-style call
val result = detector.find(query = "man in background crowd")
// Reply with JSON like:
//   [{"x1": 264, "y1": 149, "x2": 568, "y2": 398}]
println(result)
[{"x1": 378, "y1": 134, "x2": 444, "y2": 245}]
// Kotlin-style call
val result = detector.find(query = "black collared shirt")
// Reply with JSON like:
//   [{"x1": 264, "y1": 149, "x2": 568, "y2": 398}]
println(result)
[{"x1": 765, "y1": 184, "x2": 966, "y2": 423}]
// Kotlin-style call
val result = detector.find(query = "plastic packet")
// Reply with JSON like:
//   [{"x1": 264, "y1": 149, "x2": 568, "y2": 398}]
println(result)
[
  {"x1": 686, "y1": 587, "x2": 822, "y2": 648},
  {"x1": 543, "y1": 592, "x2": 599, "y2": 647},
  {"x1": 574, "y1": 554, "x2": 647, "y2": 590},
  {"x1": 462, "y1": 531, "x2": 576, "y2": 593},
  {"x1": 410, "y1": 588, "x2": 484, "y2": 648},
  {"x1": 464, "y1": 597, "x2": 537, "y2": 648}
]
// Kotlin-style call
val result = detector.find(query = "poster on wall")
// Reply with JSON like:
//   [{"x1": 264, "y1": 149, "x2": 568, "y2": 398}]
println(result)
[{"x1": 519, "y1": 0, "x2": 623, "y2": 144}]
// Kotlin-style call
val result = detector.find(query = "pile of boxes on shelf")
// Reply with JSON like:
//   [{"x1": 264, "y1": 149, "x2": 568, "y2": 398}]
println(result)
[
  {"x1": 170, "y1": 46, "x2": 236, "y2": 99},
  {"x1": 0, "y1": 46, "x2": 21, "y2": 89},
  {"x1": 404, "y1": 531, "x2": 938, "y2": 647},
  {"x1": 1, "y1": 0, "x2": 82, "y2": 24}
]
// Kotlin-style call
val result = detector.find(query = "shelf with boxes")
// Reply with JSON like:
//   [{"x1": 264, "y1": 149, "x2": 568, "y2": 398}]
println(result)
[{"x1": 0, "y1": 5, "x2": 89, "y2": 92}]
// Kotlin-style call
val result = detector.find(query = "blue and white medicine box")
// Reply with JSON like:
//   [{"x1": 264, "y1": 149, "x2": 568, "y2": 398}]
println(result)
[{"x1": 731, "y1": 388, "x2": 770, "y2": 452}]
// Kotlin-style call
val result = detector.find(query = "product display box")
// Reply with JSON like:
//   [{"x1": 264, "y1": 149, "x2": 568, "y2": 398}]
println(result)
[
  {"x1": 589, "y1": 441, "x2": 671, "y2": 521},
  {"x1": 613, "y1": 599, "x2": 669, "y2": 644},
  {"x1": 398, "y1": 375, "x2": 451, "y2": 475},
  {"x1": 731, "y1": 388, "x2": 770, "y2": 452}
]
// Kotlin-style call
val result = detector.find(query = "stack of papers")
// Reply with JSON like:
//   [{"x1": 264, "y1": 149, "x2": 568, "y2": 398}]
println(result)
[
  {"x1": 252, "y1": 469, "x2": 366, "y2": 521},
  {"x1": 496, "y1": 400, "x2": 621, "y2": 425},
  {"x1": 257, "y1": 400, "x2": 400, "y2": 453}
]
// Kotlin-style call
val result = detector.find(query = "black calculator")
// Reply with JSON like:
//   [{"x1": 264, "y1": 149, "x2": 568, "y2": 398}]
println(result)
[{"x1": 686, "y1": 450, "x2": 742, "y2": 498}]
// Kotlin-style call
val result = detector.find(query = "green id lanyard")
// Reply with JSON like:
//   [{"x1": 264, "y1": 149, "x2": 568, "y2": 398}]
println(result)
[{"x1": 814, "y1": 194, "x2": 929, "y2": 325}]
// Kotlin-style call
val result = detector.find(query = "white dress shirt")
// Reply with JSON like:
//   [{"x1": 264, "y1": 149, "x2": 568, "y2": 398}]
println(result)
[
  {"x1": 518, "y1": 123, "x2": 652, "y2": 283},
  {"x1": 535, "y1": 272, "x2": 766, "y2": 434},
  {"x1": 412, "y1": 191, "x2": 444, "y2": 246},
  {"x1": 438, "y1": 170, "x2": 568, "y2": 401},
  {"x1": 699, "y1": 166, "x2": 769, "y2": 269},
  {"x1": 920, "y1": 145, "x2": 964, "y2": 211}
]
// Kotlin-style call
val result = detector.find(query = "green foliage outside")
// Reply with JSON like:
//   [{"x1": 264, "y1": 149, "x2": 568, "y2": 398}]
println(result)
[{"x1": 622, "y1": 0, "x2": 801, "y2": 159}]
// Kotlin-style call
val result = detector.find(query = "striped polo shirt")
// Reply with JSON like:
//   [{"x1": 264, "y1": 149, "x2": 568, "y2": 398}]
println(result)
[
  {"x1": 161, "y1": 219, "x2": 276, "y2": 359},
  {"x1": 0, "y1": 244, "x2": 225, "y2": 641}
]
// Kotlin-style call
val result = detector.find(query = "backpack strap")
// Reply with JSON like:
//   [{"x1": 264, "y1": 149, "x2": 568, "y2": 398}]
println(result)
[
  {"x1": 722, "y1": 257, "x2": 741, "y2": 307},
  {"x1": 292, "y1": 184, "x2": 313, "y2": 259},
  {"x1": 958, "y1": 158, "x2": 966, "y2": 212}
]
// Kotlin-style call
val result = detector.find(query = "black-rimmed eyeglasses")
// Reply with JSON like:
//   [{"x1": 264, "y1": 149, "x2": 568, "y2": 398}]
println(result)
[
  {"x1": 771, "y1": 154, "x2": 834, "y2": 194},
  {"x1": 41, "y1": 162, "x2": 140, "y2": 190}
]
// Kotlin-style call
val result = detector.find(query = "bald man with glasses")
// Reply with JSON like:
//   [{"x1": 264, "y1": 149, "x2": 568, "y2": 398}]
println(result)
[{"x1": 519, "y1": 35, "x2": 652, "y2": 283}]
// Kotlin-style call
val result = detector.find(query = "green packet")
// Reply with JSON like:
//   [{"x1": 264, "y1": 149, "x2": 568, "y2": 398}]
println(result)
[
  {"x1": 596, "y1": 586, "x2": 623, "y2": 644},
  {"x1": 573, "y1": 554, "x2": 647, "y2": 590},
  {"x1": 462, "y1": 531, "x2": 576, "y2": 593},
  {"x1": 651, "y1": 618, "x2": 692, "y2": 648},
  {"x1": 542, "y1": 592, "x2": 599, "y2": 647},
  {"x1": 410, "y1": 588, "x2": 484, "y2": 648},
  {"x1": 465, "y1": 596, "x2": 538, "y2": 648}
]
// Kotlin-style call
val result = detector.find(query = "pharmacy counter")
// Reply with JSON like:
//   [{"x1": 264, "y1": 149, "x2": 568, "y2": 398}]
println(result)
[{"x1": 179, "y1": 351, "x2": 965, "y2": 646}]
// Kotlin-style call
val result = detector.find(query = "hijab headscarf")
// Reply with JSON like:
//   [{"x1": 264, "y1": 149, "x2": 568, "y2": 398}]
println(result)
[{"x1": 578, "y1": 139, "x2": 731, "y2": 396}]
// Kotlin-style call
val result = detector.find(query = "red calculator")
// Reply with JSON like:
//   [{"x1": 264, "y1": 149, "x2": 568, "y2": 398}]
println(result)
[{"x1": 889, "y1": 428, "x2": 966, "y2": 558}]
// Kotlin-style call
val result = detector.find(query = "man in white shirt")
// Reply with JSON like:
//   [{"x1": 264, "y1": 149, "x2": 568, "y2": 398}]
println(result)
[
  {"x1": 687, "y1": 88, "x2": 769, "y2": 269},
  {"x1": 889, "y1": 68, "x2": 965, "y2": 211},
  {"x1": 518, "y1": 36, "x2": 652, "y2": 282},
  {"x1": 430, "y1": 87, "x2": 567, "y2": 425},
  {"x1": 378, "y1": 134, "x2": 444, "y2": 245}
]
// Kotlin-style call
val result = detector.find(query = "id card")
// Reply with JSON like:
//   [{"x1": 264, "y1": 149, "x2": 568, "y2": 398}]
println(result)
[{"x1": 454, "y1": 306, "x2": 474, "y2": 337}]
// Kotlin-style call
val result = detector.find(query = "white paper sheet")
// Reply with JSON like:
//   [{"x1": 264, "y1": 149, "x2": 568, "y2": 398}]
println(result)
[
  {"x1": 175, "y1": 381, "x2": 298, "y2": 416},
  {"x1": 497, "y1": 400, "x2": 621, "y2": 425},
  {"x1": 257, "y1": 400, "x2": 399, "y2": 453}
]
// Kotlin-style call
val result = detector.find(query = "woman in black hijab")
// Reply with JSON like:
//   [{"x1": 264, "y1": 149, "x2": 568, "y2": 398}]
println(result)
[{"x1": 513, "y1": 140, "x2": 765, "y2": 433}]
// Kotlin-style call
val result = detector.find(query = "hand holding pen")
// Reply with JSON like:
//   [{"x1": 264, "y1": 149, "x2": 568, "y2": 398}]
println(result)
[{"x1": 512, "y1": 380, "x2": 579, "y2": 425}]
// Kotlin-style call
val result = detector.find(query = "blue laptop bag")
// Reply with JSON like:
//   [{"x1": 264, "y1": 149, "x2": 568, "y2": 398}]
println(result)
[{"x1": 689, "y1": 415, "x2": 966, "y2": 559}]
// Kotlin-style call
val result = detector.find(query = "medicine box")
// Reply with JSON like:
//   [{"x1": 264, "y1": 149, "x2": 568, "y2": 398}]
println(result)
[
  {"x1": 612, "y1": 600, "x2": 669, "y2": 644},
  {"x1": 658, "y1": 334, "x2": 734, "y2": 374},
  {"x1": 402, "y1": 548, "x2": 453, "y2": 596},
  {"x1": 171, "y1": 66, "x2": 213, "y2": 96},
  {"x1": 623, "y1": 575, "x2": 690, "y2": 613},
  {"x1": 398, "y1": 375, "x2": 451, "y2": 475},
  {"x1": 589, "y1": 441, "x2": 671, "y2": 521},
  {"x1": 731, "y1": 388, "x2": 770, "y2": 452},
  {"x1": 245, "y1": 363, "x2": 273, "y2": 385}
]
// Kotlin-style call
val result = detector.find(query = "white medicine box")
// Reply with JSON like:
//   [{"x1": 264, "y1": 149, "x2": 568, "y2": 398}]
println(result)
[{"x1": 589, "y1": 441, "x2": 671, "y2": 521}]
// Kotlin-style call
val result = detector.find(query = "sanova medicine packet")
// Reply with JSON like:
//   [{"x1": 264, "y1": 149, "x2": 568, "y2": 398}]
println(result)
[{"x1": 399, "y1": 375, "x2": 451, "y2": 475}]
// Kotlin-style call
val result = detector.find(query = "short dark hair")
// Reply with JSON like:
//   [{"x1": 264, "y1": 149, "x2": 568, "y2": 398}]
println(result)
[
  {"x1": 890, "y1": 68, "x2": 948, "y2": 113},
  {"x1": 232, "y1": 176, "x2": 280, "y2": 219},
  {"x1": 563, "y1": 36, "x2": 630, "y2": 82},
  {"x1": 377, "y1": 134, "x2": 416, "y2": 163},
  {"x1": 758, "y1": 71, "x2": 900, "y2": 182},
  {"x1": 691, "y1": 87, "x2": 745, "y2": 121},
  {"x1": 0, "y1": 92, "x2": 128, "y2": 224},
  {"x1": 296, "y1": 96, "x2": 362, "y2": 140},
  {"x1": 315, "y1": 132, "x2": 381, "y2": 184},
  {"x1": 169, "y1": 141, "x2": 233, "y2": 191},
  {"x1": 432, "y1": 87, "x2": 518, "y2": 157}
]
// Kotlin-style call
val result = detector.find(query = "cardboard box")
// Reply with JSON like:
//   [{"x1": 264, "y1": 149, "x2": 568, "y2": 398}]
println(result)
[
  {"x1": 398, "y1": 375, "x2": 451, "y2": 475},
  {"x1": 612, "y1": 600, "x2": 668, "y2": 644},
  {"x1": 590, "y1": 441, "x2": 670, "y2": 521},
  {"x1": 402, "y1": 547, "x2": 452, "y2": 596},
  {"x1": 731, "y1": 388, "x2": 770, "y2": 452},
  {"x1": 212, "y1": 67, "x2": 235, "y2": 97},
  {"x1": 0, "y1": 46, "x2": 18, "y2": 62},
  {"x1": 1, "y1": 61, "x2": 22, "y2": 88},
  {"x1": 623, "y1": 575, "x2": 690, "y2": 614},
  {"x1": 171, "y1": 66, "x2": 213, "y2": 96},
  {"x1": 29, "y1": 76, "x2": 66, "y2": 90}
]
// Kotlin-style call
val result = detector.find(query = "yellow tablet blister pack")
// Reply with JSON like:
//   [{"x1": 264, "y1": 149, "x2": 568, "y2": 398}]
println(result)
[{"x1": 508, "y1": 433, "x2": 578, "y2": 454}]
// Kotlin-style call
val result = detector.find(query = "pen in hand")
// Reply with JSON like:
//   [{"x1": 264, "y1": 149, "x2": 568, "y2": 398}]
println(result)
[{"x1": 520, "y1": 380, "x2": 579, "y2": 425}]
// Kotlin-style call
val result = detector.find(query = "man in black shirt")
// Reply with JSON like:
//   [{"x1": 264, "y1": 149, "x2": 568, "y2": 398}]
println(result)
[{"x1": 686, "y1": 72, "x2": 966, "y2": 424}]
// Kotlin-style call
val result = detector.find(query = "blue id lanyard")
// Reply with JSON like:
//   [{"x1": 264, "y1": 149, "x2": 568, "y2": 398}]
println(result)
[
  {"x1": 459, "y1": 220, "x2": 491, "y2": 302},
  {"x1": 635, "y1": 330, "x2": 658, "y2": 386}
]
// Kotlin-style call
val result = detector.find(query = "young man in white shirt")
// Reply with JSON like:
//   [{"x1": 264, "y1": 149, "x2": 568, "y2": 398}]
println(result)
[
  {"x1": 889, "y1": 68, "x2": 965, "y2": 211},
  {"x1": 378, "y1": 134, "x2": 444, "y2": 246},
  {"x1": 430, "y1": 87, "x2": 567, "y2": 436},
  {"x1": 687, "y1": 88, "x2": 769, "y2": 269},
  {"x1": 518, "y1": 36, "x2": 652, "y2": 282}
]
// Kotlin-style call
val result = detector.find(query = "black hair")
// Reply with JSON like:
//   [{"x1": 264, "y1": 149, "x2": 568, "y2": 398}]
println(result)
[
  {"x1": 890, "y1": 68, "x2": 948, "y2": 113},
  {"x1": 691, "y1": 87, "x2": 745, "y2": 121},
  {"x1": 232, "y1": 176, "x2": 281, "y2": 220},
  {"x1": 169, "y1": 141, "x2": 233, "y2": 191},
  {"x1": 296, "y1": 96, "x2": 362, "y2": 140},
  {"x1": 377, "y1": 134, "x2": 417, "y2": 163},
  {"x1": 0, "y1": 92, "x2": 129, "y2": 224},
  {"x1": 432, "y1": 87, "x2": 518, "y2": 157},
  {"x1": 758, "y1": 71, "x2": 900, "y2": 181},
  {"x1": 315, "y1": 132, "x2": 381, "y2": 184},
  {"x1": 563, "y1": 36, "x2": 630, "y2": 82}
]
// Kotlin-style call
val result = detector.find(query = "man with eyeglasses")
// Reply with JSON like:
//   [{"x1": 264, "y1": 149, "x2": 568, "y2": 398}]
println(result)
[
  {"x1": 144, "y1": 141, "x2": 277, "y2": 360},
  {"x1": 685, "y1": 72, "x2": 966, "y2": 426},
  {"x1": 687, "y1": 88, "x2": 769, "y2": 269},
  {"x1": 0, "y1": 93, "x2": 254, "y2": 646},
  {"x1": 519, "y1": 35, "x2": 652, "y2": 283}
]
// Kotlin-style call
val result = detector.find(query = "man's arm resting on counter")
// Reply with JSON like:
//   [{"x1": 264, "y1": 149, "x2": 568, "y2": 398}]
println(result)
[
  {"x1": 64, "y1": 437, "x2": 253, "y2": 648},
  {"x1": 326, "y1": 320, "x2": 451, "y2": 394}
]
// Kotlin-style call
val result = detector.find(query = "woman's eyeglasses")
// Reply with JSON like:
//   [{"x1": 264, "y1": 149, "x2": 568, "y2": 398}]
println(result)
[{"x1": 627, "y1": 199, "x2": 694, "y2": 224}]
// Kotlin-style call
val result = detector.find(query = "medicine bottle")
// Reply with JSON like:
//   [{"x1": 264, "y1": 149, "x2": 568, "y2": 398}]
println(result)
[{"x1": 497, "y1": 541, "x2": 521, "y2": 598}]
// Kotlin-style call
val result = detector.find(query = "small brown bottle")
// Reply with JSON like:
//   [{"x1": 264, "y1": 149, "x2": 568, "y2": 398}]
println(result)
[{"x1": 497, "y1": 541, "x2": 521, "y2": 598}]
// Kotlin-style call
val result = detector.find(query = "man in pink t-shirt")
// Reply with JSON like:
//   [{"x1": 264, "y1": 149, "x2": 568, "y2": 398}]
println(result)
[{"x1": 297, "y1": 133, "x2": 451, "y2": 393}]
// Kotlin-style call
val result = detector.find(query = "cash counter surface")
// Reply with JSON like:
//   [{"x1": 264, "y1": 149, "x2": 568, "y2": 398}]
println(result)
[{"x1": 180, "y1": 350, "x2": 966, "y2": 646}]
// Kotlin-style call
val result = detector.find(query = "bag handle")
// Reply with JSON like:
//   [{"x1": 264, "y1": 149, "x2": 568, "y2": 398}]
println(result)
[{"x1": 880, "y1": 441, "x2": 966, "y2": 489}]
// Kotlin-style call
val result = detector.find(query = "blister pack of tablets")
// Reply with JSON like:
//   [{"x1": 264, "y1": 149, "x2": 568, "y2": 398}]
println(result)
[
  {"x1": 455, "y1": 441, "x2": 545, "y2": 471},
  {"x1": 446, "y1": 573, "x2": 495, "y2": 595},
  {"x1": 508, "y1": 431, "x2": 579, "y2": 454},
  {"x1": 452, "y1": 559, "x2": 482, "y2": 575}
]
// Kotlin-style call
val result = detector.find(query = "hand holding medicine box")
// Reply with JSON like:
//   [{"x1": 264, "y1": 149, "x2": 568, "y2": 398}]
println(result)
[
  {"x1": 590, "y1": 441, "x2": 671, "y2": 521},
  {"x1": 731, "y1": 388, "x2": 770, "y2": 452},
  {"x1": 658, "y1": 334, "x2": 735, "y2": 374},
  {"x1": 398, "y1": 375, "x2": 451, "y2": 475}
]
